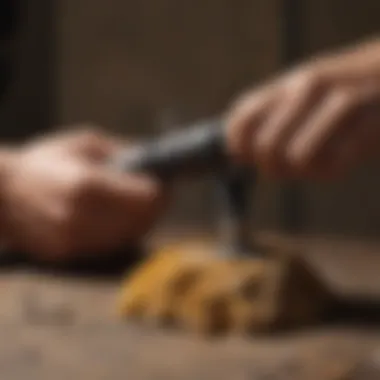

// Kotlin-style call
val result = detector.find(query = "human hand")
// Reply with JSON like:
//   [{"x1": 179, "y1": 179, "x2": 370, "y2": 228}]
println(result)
[
  {"x1": 226, "y1": 38, "x2": 380, "y2": 179},
  {"x1": 0, "y1": 129, "x2": 167, "y2": 261}
]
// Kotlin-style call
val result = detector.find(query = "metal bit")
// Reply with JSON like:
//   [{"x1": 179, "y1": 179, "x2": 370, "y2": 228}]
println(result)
[{"x1": 216, "y1": 167, "x2": 261, "y2": 258}]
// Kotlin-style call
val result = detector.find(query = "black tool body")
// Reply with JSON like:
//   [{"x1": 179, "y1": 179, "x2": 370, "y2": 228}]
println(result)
[{"x1": 110, "y1": 118, "x2": 228, "y2": 179}]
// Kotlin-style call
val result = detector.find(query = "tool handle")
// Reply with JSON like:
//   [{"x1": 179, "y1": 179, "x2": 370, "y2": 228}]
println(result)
[{"x1": 109, "y1": 118, "x2": 228, "y2": 179}]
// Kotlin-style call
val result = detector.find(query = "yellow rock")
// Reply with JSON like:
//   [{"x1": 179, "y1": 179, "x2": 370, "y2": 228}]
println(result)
[{"x1": 118, "y1": 239, "x2": 332, "y2": 336}]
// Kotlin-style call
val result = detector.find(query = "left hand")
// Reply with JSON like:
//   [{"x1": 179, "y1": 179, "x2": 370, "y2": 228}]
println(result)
[{"x1": 0, "y1": 128, "x2": 168, "y2": 261}]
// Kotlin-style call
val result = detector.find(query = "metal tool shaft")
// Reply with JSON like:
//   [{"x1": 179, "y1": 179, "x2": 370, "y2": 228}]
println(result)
[
  {"x1": 216, "y1": 168, "x2": 259, "y2": 257},
  {"x1": 110, "y1": 118, "x2": 228, "y2": 179}
]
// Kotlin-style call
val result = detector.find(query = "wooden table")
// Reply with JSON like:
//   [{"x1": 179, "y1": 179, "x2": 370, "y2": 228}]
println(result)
[{"x1": 0, "y1": 234, "x2": 379, "y2": 380}]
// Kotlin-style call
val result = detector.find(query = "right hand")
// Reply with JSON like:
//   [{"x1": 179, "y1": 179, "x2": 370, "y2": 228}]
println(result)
[
  {"x1": 0, "y1": 129, "x2": 167, "y2": 261},
  {"x1": 226, "y1": 38, "x2": 380, "y2": 180}
]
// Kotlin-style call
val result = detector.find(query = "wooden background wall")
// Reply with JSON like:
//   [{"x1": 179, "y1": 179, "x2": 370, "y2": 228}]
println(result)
[{"x1": 3, "y1": 0, "x2": 380, "y2": 237}]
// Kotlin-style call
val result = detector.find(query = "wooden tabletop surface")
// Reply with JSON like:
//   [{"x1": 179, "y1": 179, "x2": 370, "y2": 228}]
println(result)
[{"x1": 0, "y1": 234, "x2": 379, "y2": 380}]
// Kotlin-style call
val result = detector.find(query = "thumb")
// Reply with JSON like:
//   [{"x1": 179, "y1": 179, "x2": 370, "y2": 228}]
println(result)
[{"x1": 89, "y1": 168, "x2": 165, "y2": 211}]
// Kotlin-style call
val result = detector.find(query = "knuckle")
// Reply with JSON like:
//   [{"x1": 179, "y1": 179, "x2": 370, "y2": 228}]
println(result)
[
  {"x1": 57, "y1": 125, "x2": 103, "y2": 148},
  {"x1": 227, "y1": 84, "x2": 271, "y2": 128},
  {"x1": 226, "y1": 93, "x2": 255, "y2": 137},
  {"x1": 229, "y1": 88, "x2": 255, "y2": 116},
  {"x1": 73, "y1": 126, "x2": 103, "y2": 141}
]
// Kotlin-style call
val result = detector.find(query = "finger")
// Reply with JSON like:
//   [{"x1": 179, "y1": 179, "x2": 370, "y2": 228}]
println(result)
[
  {"x1": 285, "y1": 88, "x2": 359, "y2": 174},
  {"x1": 225, "y1": 85, "x2": 276, "y2": 165},
  {"x1": 287, "y1": 84, "x2": 380, "y2": 176},
  {"x1": 84, "y1": 168, "x2": 165, "y2": 220},
  {"x1": 71, "y1": 131, "x2": 123, "y2": 162},
  {"x1": 52, "y1": 128, "x2": 126, "y2": 162},
  {"x1": 253, "y1": 71, "x2": 325, "y2": 175}
]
